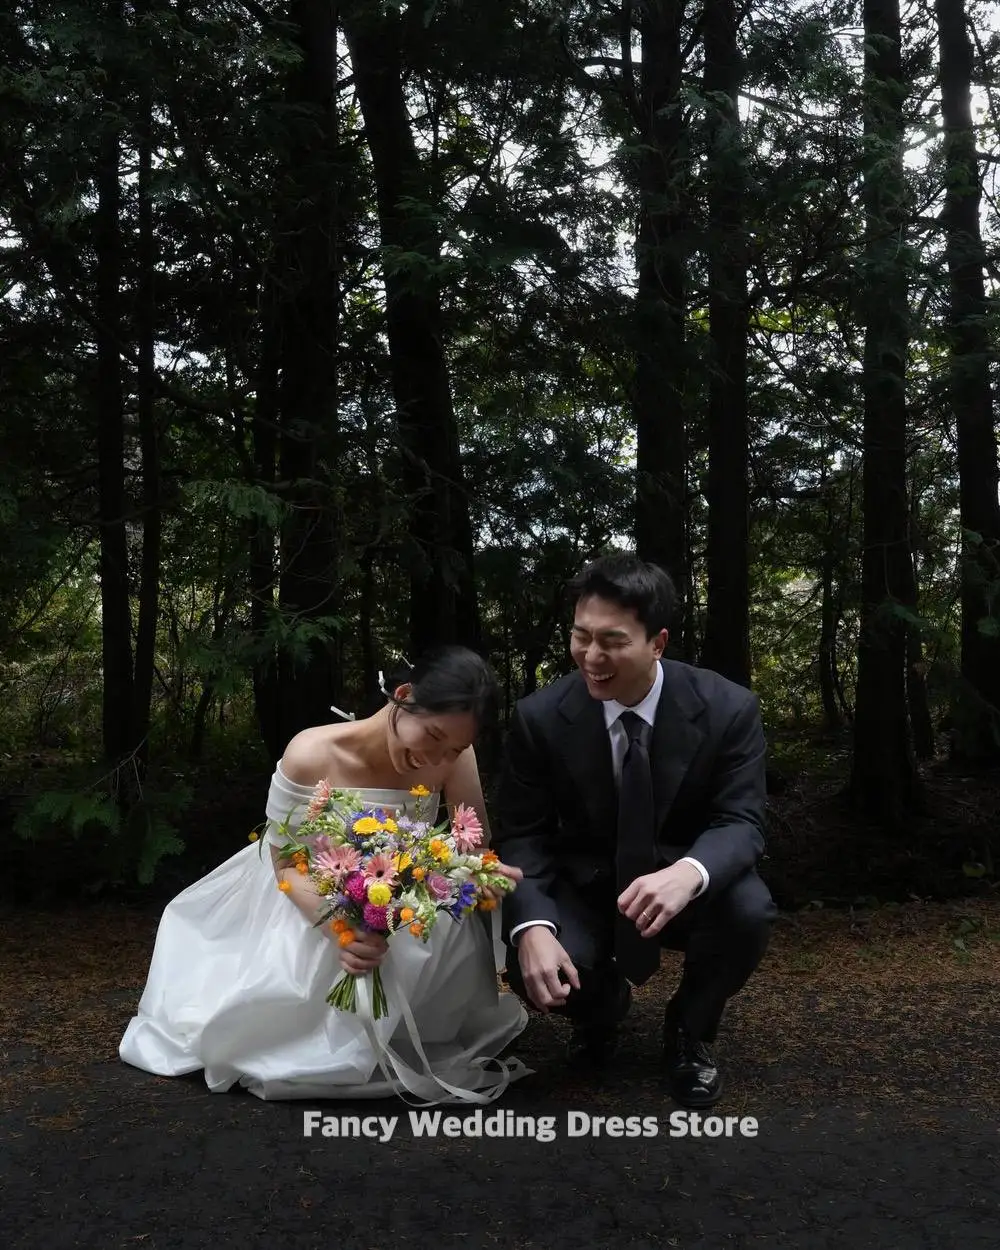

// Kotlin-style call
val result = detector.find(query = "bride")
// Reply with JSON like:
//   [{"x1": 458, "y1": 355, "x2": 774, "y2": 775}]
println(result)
[{"x1": 119, "y1": 645, "x2": 530, "y2": 1103}]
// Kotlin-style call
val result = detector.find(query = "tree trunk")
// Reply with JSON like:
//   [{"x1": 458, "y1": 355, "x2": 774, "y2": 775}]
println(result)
[
  {"x1": 850, "y1": 0, "x2": 921, "y2": 826},
  {"x1": 630, "y1": 0, "x2": 690, "y2": 647},
  {"x1": 818, "y1": 541, "x2": 842, "y2": 732},
  {"x1": 95, "y1": 3, "x2": 137, "y2": 779},
  {"x1": 344, "y1": 3, "x2": 479, "y2": 657},
  {"x1": 273, "y1": 0, "x2": 343, "y2": 746},
  {"x1": 700, "y1": 0, "x2": 750, "y2": 686},
  {"x1": 935, "y1": 0, "x2": 1000, "y2": 765},
  {"x1": 133, "y1": 5, "x2": 161, "y2": 763},
  {"x1": 251, "y1": 272, "x2": 281, "y2": 761}
]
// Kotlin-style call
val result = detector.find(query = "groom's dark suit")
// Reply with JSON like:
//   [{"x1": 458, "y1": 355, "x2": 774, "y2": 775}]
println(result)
[{"x1": 494, "y1": 658, "x2": 776, "y2": 1043}]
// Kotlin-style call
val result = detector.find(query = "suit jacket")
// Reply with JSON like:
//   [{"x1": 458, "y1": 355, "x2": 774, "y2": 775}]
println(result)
[{"x1": 493, "y1": 658, "x2": 768, "y2": 936}]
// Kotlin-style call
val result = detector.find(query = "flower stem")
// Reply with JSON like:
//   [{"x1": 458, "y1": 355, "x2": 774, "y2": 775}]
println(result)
[{"x1": 326, "y1": 968, "x2": 388, "y2": 1019}]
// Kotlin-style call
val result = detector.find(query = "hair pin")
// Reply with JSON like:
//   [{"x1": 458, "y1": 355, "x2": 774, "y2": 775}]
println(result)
[{"x1": 329, "y1": 704, "x2": 356, "y2": 721}]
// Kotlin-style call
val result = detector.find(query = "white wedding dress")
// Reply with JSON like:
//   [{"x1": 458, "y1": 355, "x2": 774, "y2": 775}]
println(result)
[{"x1": 119, "y1": 764, "x2": 530, "y2": 1102}]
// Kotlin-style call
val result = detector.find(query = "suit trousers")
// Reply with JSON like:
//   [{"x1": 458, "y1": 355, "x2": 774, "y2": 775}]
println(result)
[{"x1": 503, "y1": 867, "x2": 777, "y2": 1043}]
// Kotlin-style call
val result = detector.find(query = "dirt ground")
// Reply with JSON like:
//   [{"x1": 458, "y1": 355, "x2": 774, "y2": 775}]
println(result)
[{"x1": 2, "y1": 895, "x2": 998, "y2": 1248}]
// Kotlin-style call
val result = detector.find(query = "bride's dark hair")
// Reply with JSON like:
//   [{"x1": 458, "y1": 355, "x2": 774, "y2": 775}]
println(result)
[{"x1": 383, "y1": 645, "x2": 498, "y2": 729}]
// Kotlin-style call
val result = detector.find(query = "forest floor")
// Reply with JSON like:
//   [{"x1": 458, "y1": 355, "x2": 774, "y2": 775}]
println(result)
[
  {"x1": 1, "y1": 894, "x2": 999, "y2": 1248},
  {"x1": 1, "y1": 752, "x2": 999, "y2": 1247}
]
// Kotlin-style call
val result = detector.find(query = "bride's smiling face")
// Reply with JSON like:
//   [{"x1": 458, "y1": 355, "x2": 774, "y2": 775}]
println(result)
[{"x1": 386, "y1": 688, "x2": 477, "y2": 775}]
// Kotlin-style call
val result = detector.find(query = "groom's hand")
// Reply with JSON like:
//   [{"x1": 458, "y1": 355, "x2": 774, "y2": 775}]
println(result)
[
  {"x1": 517, "y1": 927, "x2": 580, "y2": 1012},
  {"x1": 618, "y1": 863, "x2": 703, "y2": 938}
]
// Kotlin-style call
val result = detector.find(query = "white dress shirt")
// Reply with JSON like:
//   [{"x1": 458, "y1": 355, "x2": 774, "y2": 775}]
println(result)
[{"x1": 510, "y1": 663, "x2": 710, "y2": 943}]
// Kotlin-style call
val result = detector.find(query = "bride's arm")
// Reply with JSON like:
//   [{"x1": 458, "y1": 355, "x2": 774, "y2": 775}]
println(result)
[
  {"x1": 268, "y1": 732, "x2": 387, "y2": 973},
  {"x1": 269, "y1": 731, "x2": 332, "y2": 920}
]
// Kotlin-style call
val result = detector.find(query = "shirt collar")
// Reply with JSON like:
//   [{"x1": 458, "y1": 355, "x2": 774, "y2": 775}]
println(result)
[{"x1": 602, "y1": 660, "x2": 663, "y2": 731}]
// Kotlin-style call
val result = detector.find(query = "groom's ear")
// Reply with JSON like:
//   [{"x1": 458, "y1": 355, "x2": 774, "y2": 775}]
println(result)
[{"x1": 653, "y1": 629, "x2": 668, "y2": 658}]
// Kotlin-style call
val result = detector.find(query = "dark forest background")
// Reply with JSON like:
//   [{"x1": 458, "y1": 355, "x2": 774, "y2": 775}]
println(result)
[{"x1": 1, "y1": 0, "x2": 998, "y2": 906}]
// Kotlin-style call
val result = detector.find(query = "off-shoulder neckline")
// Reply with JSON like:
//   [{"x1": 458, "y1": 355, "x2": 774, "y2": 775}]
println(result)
[{"x1": 274, "y1": 759, "x2": 439, "y2": 800}]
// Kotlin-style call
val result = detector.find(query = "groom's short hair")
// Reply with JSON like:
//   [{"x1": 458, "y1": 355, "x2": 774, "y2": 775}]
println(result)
[{"x1": 568, "y1": 553, "x2": 676, "y2": 638}]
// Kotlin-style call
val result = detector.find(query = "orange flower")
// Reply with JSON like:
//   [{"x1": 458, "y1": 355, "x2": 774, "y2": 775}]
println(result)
[
  {"x1": 400, "y1": 907, "x2": 415, "y2": 923},
  {"x1": 295, "y1": 860, "x2": 309, "y2": 874},
  {"x1": 331, "y1": 918, "x2": 349, "y2": 933},
  {"x1": 408, "y1": 921, "x2": 423, "y2": 936},
  {"x1": 412, "y1": 866, "x2": 426, "y2": 880},
  {"x1": 338, "y1": 929, "x2": 356, "y2": 947},
  {"x1": 277, "y1": 880, "x2": 292, "y2": 893},
  {"x1": 482, "y1": 851, "x2": 499, "y2": 867},
  {"x1": 478, "y1": 897, "x2": 497, "y2": 911}
]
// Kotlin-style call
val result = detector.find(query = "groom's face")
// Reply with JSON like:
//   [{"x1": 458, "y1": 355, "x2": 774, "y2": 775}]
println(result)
[{"x1": 570, "y1": 594, "x2": 666, "y2": 707}]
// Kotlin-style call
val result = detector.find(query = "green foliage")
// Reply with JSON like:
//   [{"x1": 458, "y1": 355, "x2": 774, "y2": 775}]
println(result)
[{"x1": 13, "y1": 780, "x2": 190, "y2": 891}]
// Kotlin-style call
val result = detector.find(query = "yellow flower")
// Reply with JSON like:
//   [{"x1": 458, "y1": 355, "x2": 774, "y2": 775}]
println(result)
[
  {"x1": 248, "y1": 831, "x2": 259, "y2": 842},
  {"x1": 367, "y1": 882, "x2": 391, "y2": 907},
  {"x1": 353, "y1": 816, "x2": 382, "y2": 835},
  {"x1": 428, "y1": 838, "x2": 450, "y2": 863},
  {"x1": 412, "y1": 866, "x2": 426, "y2": 881},
  {"x1": 382, "y1": 817, "x2": 398, "y2": 834},
  {"x1": 392, "y1": 851, "x2": 413, "y2": 872},
  {"x1": 410, "y1": 784, "x2": 430, "y2": 797}
]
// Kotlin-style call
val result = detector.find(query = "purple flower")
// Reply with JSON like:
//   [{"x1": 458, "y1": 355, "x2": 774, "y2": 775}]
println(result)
[
  {"x1": 427, "y1": 873, "x2": 452, "y2": 901},
  {"x1": 449, "y1": 880, "x2": 479, "y2": 918}
]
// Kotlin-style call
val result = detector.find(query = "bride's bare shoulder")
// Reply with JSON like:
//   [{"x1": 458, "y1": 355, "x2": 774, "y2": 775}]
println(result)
[{"x1": 280, "y1": 724, "x2": 350, "y2": 787}]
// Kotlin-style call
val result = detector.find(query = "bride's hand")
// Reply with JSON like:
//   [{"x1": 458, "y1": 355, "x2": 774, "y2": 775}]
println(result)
[
  {"x1": 338, "y1": 930, "x2": 388, "y2": 974},
  {"x1": 483, "y1": 859, "x2": 523, "y2": 903}
]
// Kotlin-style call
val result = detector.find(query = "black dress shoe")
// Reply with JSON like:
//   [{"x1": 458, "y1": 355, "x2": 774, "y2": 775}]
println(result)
[
  {"x1": 566, "y1": 982, "x2": 632, "y2": 1068},
  {"x1": 661, "y1": 1015, "x2": 723, "y2": 1107}
]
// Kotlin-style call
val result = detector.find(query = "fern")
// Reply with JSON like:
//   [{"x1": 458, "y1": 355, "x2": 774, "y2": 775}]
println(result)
[{"x1": 14, "y1": 790, "x2": 119, "y2": 842}]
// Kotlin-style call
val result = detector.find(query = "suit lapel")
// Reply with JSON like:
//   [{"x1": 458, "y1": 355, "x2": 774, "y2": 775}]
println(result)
[
  {"x1": 650, "y1": 660, "x2": 706, "y2": 831},
  {"x1": 557, "y1": 676, "x2": 617, "y2": 838}
]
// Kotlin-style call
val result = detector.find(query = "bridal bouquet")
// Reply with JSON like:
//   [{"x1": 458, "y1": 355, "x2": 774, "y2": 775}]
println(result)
[{"x1": 270, "y1": 782, "x2": 514, "y2": 1019}]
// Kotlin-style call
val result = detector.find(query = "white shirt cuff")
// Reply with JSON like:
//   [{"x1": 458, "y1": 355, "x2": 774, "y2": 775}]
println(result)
[
  {"x1": 509, "y1": 920, "x2": 558, "y2": 944},
  {"x1": 678, "y1": 856, "x2": 710, "y2": 897}
]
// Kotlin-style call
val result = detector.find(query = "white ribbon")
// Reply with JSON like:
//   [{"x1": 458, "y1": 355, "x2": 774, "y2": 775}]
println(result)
[
  {"x1": 329, "y1": 704, "x2": 356, "y2": 721},
  {"x1": 352, "y1": 965, "x2": 527, "y2": 1106}
]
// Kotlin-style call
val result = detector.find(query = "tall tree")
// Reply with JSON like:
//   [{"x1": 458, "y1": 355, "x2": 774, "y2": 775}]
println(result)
[
  {"x1": 94, "y1": 1, "x2": 139, "y2": 783},
  {"x1": 343, "y1": 0, "x2": 480, "y2": 657},
  {"x1": 273, "y1": 0, "x2": 344, "y2": 748},
  {"x1": 850, "y1": 0, "x2": 921, "y2": 824},
  {"x1": 700, "y1": 0, "x2": 750, "y2": 685},
  {"x1": 935, "y1": 0, "x2": 1000, "y2": 764},
  {"x1": 630, "y1": 0, "x2": 692, "y2": 651}
]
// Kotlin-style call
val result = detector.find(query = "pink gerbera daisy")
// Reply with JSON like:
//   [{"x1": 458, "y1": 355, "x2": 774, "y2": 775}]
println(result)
[
  {"x1": 312, "y1": 845, "x2": 361, "y2": 880},
  {"x1": 305, "y1": 779, "x2": 332, "y2": 822},
  {"x1": 362, "y1": 852, "x2": 398, "y2": 887},
  {"x1": 451, "y1": 803, "x2": 483, "y2": 853}
]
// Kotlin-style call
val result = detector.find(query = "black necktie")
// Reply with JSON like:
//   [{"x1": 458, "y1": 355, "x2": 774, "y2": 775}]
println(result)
[{"x1": 615, "y1": 710, "x2": 660, "y2": 986}]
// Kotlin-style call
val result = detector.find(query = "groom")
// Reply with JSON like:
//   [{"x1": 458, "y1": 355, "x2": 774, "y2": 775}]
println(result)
[{"x1": 493, "y1": 553, "x2": 776, "y2": 1107}]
